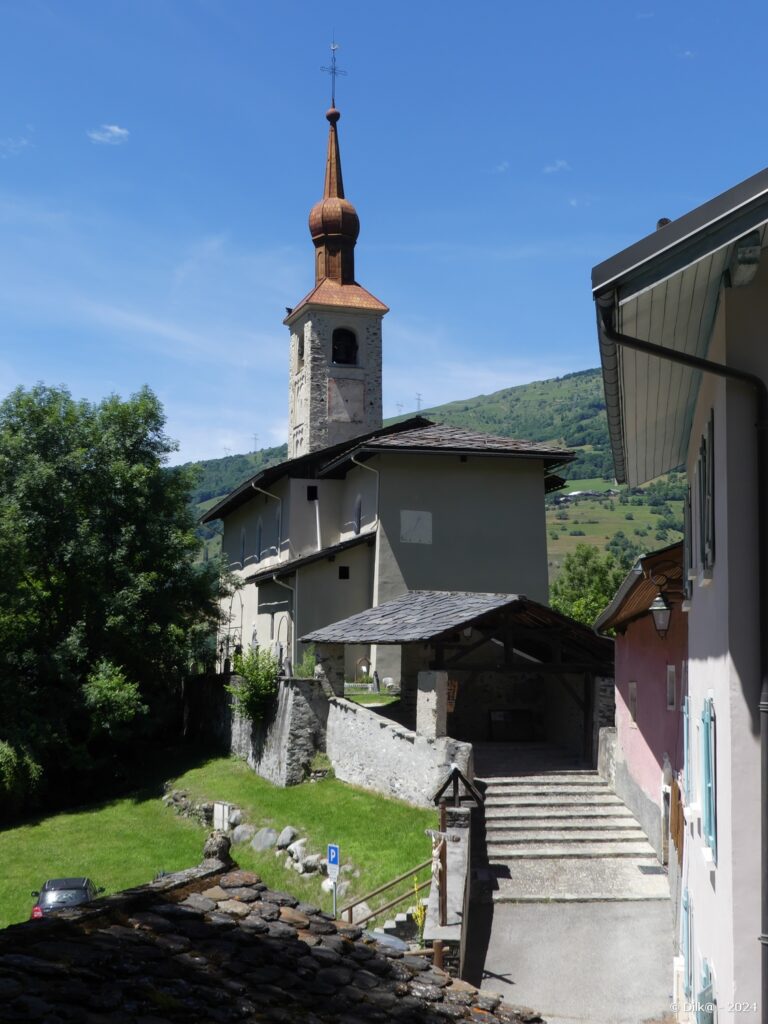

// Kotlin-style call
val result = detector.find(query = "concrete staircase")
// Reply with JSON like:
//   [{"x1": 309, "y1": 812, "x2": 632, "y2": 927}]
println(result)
[{"x1": 472, "y1": 745, "x2": 670, "y2": 902}]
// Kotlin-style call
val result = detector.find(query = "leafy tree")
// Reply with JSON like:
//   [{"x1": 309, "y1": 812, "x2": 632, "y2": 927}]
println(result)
[
  {"x1": 0, "y1": 384, "x2": 227, "y2": 814},
  {"x1": 550, "y1": 544, "x2": 626, "y2": 627}
]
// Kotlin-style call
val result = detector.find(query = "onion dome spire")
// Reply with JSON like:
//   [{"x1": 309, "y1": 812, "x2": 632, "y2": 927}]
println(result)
[{"x1": 308, "y1": 106, "x2": 360, "y2": 286}]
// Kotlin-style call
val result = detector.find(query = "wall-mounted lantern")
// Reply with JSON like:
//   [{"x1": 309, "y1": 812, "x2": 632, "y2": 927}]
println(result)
[{"x1": 649, "y1": 593, "x2": 672, "y2": 639}]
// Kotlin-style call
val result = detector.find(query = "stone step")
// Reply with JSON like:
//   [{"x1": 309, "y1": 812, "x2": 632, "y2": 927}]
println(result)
[
  {"x1": 485, "y1": 829, "x2": 649, "y2": 844},
  {"x1": 485, "y1": 842, "x2": 657, "y2": 859},
  {"x1": 483, "y1": 794, "x2": 625, "y2": 809},
  {"x1": 484, "y1": 818, "x2": 642, "y2": 833},
  {"x1": 484, "y1": 805, "x2": 634, "y2": 821},
  {"x1": 479, "y1": 773, "x2": 604, "y2": 786},
  {"x1": 482, "y1": 785, "x2": 611, "y2": 799},
  {"x1": 474, "y1": 857, "x2": 670, "y2": 903}
]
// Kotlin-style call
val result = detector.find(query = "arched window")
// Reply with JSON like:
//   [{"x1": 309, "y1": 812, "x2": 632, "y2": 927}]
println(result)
[
  {"x1": 332, "y1": 328, "x2": 357, "y2": 366},
  {"x1": 255, "y1": 519, "x2": 263, "y2": 564},
  {"x1": 353, "y1": 494, "x2": 362, "y2": 535}
]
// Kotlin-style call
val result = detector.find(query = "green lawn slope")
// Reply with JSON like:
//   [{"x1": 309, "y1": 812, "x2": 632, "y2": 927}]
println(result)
[{"x1": 0, "y1": 752, "x2": 435, "y2": 929}]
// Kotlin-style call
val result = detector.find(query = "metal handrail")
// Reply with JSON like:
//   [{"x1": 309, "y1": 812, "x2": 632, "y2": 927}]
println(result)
[{"x1": 338, "y1": 858, "x2": 431, "y2": 924}]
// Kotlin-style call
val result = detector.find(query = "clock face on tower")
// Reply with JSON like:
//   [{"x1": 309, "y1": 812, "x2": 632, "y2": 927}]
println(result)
[{"x1": 400, "y1": 510, "x2": 433, "y2": 545}]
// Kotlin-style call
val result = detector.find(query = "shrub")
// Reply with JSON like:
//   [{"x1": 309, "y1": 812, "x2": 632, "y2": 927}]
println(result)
[
  {"x1": 294, "y1": 645, "x2": 316, "y2": 679},
  {"x1": 0, "y1": 741, "x2": 42, "y2": 816},
  {"x1": 83, "y1": 660, "x2": 148, "y2": 734},
  {"x1": 228, "y1": 648, "x2": 280, "y2": 721}
]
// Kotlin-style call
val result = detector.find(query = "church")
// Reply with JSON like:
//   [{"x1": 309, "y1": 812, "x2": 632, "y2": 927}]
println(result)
[{"x1": 202, "y1": 102, "x2": 573, "y2": 682}]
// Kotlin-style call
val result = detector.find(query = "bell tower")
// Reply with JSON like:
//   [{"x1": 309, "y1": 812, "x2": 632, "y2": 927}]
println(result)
[{"x1": 284, "y1": 105, "x2": 388, "y2": 458}]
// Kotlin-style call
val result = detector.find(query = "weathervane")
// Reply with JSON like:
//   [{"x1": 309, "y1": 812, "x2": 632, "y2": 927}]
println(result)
[{"x1": 321, "y1": 39, "x2": 347, "y2": 107}]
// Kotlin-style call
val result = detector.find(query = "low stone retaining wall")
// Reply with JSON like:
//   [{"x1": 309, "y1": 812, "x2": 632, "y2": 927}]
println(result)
[
  {"x1": 230, "y1": 676, "x2": 328, "y2": 787},
  {"x1": 183, "y1": 673, "x2": 473, "y2": 807},
  {"x1": 325, "y1": 697, "x2": 473, "y2": 808}
]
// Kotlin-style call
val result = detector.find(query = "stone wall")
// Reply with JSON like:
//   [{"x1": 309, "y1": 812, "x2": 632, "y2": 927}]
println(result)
[
  {"x1": 230, "y1": 676, "x2": 329, "y2": 787},
  {"x1": 183, "y1": 672, "x2": 473, "y2": 807},
  {"x1": 325, "y1": 697, "x2": 472, "y2": 807}
]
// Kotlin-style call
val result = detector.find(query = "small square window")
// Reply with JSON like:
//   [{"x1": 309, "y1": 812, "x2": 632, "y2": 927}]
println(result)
[
  {"x1": 307, "y1": 485, "x2": 318, "y2": 501},
  {"x1": 338, "y1": 566, "x2": 350, "y2": 580},
  {"x1": 628, "y1": 681, "x2": 638, "y2": 724},
  {"x1": 666, "y1": 665, "x2": 676, "y2": 710}
]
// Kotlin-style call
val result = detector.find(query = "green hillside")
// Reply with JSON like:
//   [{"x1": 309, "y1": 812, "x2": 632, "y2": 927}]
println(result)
[
  {"x1": 187, "y1": 367, "x2": 683, "y2": 574},
  {"x1": 402, "y1": 368, "x2": 612, "y2": 480}
]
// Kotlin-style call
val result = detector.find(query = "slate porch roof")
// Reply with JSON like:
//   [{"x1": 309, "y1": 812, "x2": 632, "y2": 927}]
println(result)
[
  {"x1": 301, "y1": 590, "x2": 612, "y2": 666},
  {"x1": 0, "y1": 864, "x2": 539, "y2": 1024}
]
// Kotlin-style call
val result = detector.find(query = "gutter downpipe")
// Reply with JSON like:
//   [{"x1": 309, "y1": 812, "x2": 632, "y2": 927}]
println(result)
[
  {"x1": 251, "y1": 484, "x2": 283, "y2": 558},
  {"x1": 350, "y1": 453, "x2": 380, "y2": 527},
  {"x1": 271, "y1": 574, "x2": 297, "y2": 672},
  {"x1": 598, "y1": 297, "x2": 768, "y2": 1016}
]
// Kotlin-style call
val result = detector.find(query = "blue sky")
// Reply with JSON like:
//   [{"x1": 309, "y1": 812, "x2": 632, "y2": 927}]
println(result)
[{"x1": 1, "y1": 0, "x2": 765, "y2": 463}]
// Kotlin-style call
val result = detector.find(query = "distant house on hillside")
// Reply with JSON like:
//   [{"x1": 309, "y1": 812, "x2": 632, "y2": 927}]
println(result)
[
  {"x1": 203, "y1": 102, "x2": 573, "y2": 683},
  {"x1": 591, "y1": 167, "x2": 768, "y2": 1019}
]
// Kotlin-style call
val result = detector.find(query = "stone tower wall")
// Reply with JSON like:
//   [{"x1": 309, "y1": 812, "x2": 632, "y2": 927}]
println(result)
[{"x1": 288, "y1": 307, "x2": 383, "y2": 458}]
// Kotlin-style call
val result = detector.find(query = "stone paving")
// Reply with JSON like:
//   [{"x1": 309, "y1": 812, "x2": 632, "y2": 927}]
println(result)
[{"x1": 0, "y1": 864, "x2": 545, "y2": 1024}]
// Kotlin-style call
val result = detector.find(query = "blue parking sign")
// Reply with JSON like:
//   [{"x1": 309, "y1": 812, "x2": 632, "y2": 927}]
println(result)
[{"x1": 327, "y1": 843, "x2": 340, "y2": 881}]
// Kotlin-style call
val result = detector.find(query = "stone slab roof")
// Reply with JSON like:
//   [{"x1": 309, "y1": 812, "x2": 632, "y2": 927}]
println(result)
[
  {"x1": 301, "y1": 590, "x2": 613, "y2": 667},
  {"x1": 301, "y1": 591, "x2": 522, "y2": 644},
  {"x1": 0, "y1": 864, "x2": 543, "y2": 1024},
  {"x1": 202, "y1": 419, "x2": 573, "y2": 525},
  {"x1": 321, "y1": 425, "x2": 574, "y2": 476}
]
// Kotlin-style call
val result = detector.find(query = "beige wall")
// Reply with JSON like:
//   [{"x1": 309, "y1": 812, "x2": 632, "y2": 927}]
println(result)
[
  {"x1": 294, "y1": 541, "x2": 375, "y2": 676},
  {"x1": 374, "y1": 453, "x2": 549, "y2": 605}
]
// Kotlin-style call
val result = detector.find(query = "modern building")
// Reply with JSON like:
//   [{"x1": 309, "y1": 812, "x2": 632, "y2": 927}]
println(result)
[
  {"x1": 203, "y1": 104, "x2": 573, "y2": 681},
  {"x1": 591, "y1": 168, "x2": 768, "y2": 1021}
]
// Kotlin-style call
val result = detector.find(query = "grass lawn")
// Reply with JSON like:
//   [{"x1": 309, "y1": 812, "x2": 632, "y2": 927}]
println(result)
[
  {"x1": 0, "y1": 750, "x2": 436, "y2": 930},
  {"x1": 347, "y1": 694, "x2": 399, "y2": 707}
]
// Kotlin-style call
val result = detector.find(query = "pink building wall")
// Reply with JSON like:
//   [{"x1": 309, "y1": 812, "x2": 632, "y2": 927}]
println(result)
[{"x1": 614, "y1": 606, "x2": 687, "y2": 805}]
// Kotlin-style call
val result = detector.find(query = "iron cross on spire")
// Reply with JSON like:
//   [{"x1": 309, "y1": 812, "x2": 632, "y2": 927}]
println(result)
[{"x1": 321, "y1": 40, "x2": 347, "y2": 107}]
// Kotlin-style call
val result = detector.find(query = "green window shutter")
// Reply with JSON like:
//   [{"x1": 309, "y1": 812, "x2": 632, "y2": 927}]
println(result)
[
  {"x1": 683, "y1": 697, "x2": 691, "y2": 803},
  {"x1": 695, "y1": 960, "x2": 715, "y2": 1024},
  {"x1": 701, "y1": 699, "x2": 717, "y2": 861},
  {"x1": 682, "y1": 888, "x2": 692, "y2": 998},
  {"x1": 684, "y1": 486, "x2": 693, "y2": 601}
]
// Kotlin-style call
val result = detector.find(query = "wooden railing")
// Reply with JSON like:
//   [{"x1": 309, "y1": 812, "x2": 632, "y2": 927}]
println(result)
[
  {"x1": 431, "y1": 764, "x2": 484, "y2": 808},
  {"x1": 338, "y1": 859, "x2": 431, "y2": 927}
]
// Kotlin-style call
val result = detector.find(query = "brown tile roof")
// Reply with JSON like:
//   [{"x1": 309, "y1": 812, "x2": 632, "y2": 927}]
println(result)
[
  {"x1": 285, "y1": 278, "x2": 389, "y2": 323},
  {"x1": 0, "y1": 864, "x2": 542, "y2": 1024}
]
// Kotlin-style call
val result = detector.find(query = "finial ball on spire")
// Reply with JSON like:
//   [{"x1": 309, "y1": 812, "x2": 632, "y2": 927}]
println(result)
[{"x1": 326, "y1": 107, "x2": 341, "y2": 125}]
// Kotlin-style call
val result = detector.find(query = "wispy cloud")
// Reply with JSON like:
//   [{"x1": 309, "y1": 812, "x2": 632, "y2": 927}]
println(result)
[
  {"x1": 543, "y1": 159, "x2": 570, "y2": 175},
  {"x1": 87, "y1": 124, "x2": 130, "y2": 145},
  {"x1": 0, "y1": 134, "x2": 32, "y2": 159},
  {"x1": 679, "y1": 49, "x2": 695, "y2": 59},
  {"x1": 492, "y1": 160, "x2": 510, "y2": 174}
]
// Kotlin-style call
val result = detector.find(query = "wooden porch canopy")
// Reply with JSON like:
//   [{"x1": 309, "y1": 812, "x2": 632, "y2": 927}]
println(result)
[{"x1": 301, "y1": 590, "x2": 613, "y2": 675}]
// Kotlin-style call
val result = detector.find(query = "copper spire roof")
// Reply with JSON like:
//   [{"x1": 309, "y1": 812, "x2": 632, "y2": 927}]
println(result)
[
  {"x1": 308, "y1": 107, "x2": 360, "y2": 285},
  {"x1": 285, "y1": 105, "x2": 388, "y2": 324}
]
